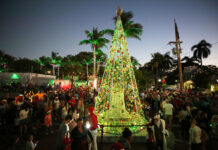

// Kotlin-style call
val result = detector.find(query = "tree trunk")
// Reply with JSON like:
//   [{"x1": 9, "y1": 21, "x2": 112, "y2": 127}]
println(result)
[
  {"x1": 58, "y1": 66, "x2": 60, "y2": 79},
  {"x1": 93, "y1": 45, "x2": 97, "y2": 88},
  {"x1": 97, "y1": 62, "x2": 100, "y2": 75},
  {"x1": 52, "y1": 64, "x2": 55, "y2": 76},
  {"x1": 87, "y1": 65, "x2": 89, "y2": 85},
  {"x1": 155, "y1": 62, "x2": 159, "y2": 89},
  {"x1": 201, "y1": 57, "x2": 203, "y2": 72}
]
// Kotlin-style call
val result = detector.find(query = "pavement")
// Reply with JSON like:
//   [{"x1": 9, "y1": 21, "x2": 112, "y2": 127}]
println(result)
[{"x1": 1, "y1": 119, "x2": 217, "y2": 150}]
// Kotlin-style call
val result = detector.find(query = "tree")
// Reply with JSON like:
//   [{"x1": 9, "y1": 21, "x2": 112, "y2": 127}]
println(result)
[
  {"x1": 94, "y1": 12, "x2": 146, "y2": 134},
  {"x1": 135, "y1": 68, "x2": 154, "y2": 91},
  {"x1": 83, "y1": 58, "x2": 93, "y2": 84},
  {"x1": 79, "y1": 28, "x2": 110, "y2": 83},
  {"x1": 181, "y1": 56, "x2": 200, "y2": 67},
  {"x1": 34, "y1": 59, "x2": 44, "y2": 72},
  {"x1": 149, "y1": 52, "x2": 174, "y2": 88},
  {"x1": 131, "y1": 56, "x2": 141, "y2": 69},
  {"x1": 0, "y1": 50, "x2": 15, "y2": 72},
  {"x1": 192, "y1": 65, "x2": 218, "y2": 89},
  {"x1": 39, "y1": 56, "x2": 51, "y2": 74},
  {"x1": 96, "y1": 49, "x2": 107, "y2": 75},
  {"x1": 191, "y1": 40, "x2": 212, "y2": 68},
  {"x1": 105, "y1": 11, "x2": 143, "y2": 40},
  {"x1": 14, "y1": 58, "x2": 40, "y2": 73}
]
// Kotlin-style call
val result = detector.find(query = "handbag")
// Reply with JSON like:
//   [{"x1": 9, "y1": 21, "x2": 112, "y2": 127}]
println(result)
[{"x1": 63, "y1": 131, "x2": 72, "y2": 150}]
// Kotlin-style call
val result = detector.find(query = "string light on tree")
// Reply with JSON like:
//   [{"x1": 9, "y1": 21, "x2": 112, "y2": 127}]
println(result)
[{"x1": 94, "y1": 7, "x2": 147, "y2": 135}]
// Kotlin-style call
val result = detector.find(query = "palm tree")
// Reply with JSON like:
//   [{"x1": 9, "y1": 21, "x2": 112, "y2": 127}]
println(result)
[
  {"x1": 83, "y1": 58, "x2": 93, "y2": 84},
  {"x1": 95, "y1": 49, "x2": 107, "y2": 75},
  {"x1": 34, "y1": 59, "x2": 44, "y2": 71},
  {"x1": 49, "y1": 51, "x2": 62, "y2": 76},
  {"x1": 39, "y1": 56, "x2": 51, "y2": 74},
  {"x1": 181, "y1": 56, "x2": 200, "y2": 67},
  {"x1": 105, "y1": 11, "x2": 143, "y2": 40},
  {"x1": 79, "y1": 28, "x2": 110, "y2": 84},
  {"x1": 55, "y1": 56, "x2": 62, "y2": 79},
  {"x1": 131, "y1": 56, "x2": 141, "y2": 69},
  {"x1": 149, "y1": 52, "x2": 174, "y2": 88},
  {"x1": 191, "y1": 40, "x2": 212, "y2": 68}
]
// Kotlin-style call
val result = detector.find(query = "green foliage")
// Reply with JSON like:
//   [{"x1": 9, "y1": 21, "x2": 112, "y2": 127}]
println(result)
[
  {"x1": 105, "y1": 11, "x2": 143, "y2": 40},
  {"x1": 135, "y1": 69, "x2": 154, "y2": 91},
  {"x1": 79, "y1": 28, "x2": 110, "y2": 49},
  {"x1": 191, "y1": 40, "x2": 212, "y2": 67},
  {"x1": 147, "y1": 52, "x2": 174, "y2": 88},
  {"x1": 192, "y1": 66, "x2": 218, "y2": 89},
  {"x1": 192, "y1": 72, "x2": 211, "y2": 89}
]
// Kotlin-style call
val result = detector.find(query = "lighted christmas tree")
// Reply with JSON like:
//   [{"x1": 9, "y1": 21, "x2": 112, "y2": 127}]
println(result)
[{"x1": 94, "y1": 8, "x2": 147, "y2": 135}]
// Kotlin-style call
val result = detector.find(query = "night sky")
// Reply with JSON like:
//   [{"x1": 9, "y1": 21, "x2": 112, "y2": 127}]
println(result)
[{"x1": 0, "y1": 0, "x2": 217, "y2": 66}]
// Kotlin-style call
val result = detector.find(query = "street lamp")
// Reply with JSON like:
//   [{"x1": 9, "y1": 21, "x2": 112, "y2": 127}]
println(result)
[{"x1": 158, "y1": 79, "x2": 161, "y2": 83}]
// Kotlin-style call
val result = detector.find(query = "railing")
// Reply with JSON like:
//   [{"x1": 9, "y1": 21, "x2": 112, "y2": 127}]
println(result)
[{"x1": 97, "y1": 124, "x2": 149, "y2": 150}]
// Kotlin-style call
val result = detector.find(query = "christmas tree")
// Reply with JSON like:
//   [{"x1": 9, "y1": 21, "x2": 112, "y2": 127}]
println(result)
[{"x1": 94, "y1": 8, "x2": 147, "y2": 135}]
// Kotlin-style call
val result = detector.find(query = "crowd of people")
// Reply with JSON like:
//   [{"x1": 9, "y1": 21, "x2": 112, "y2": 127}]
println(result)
[
  {"x1": 0, "y1": 84, "x2": 217, "y2": 150},
  {"x1": 139, "y1": 89, "x2": 218, "y2": 150}
]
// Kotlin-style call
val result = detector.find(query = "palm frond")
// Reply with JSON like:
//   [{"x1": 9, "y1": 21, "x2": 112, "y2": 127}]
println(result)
[{"x1": 79, "y1": 40, "x2": 91, "y2": 45}]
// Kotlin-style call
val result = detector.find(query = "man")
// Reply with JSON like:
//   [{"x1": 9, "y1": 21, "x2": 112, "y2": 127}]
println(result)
[
  {"x1": 162, "y1": 100, "x2": 173, "y2": 129},
  {"x1": 150, "y1": 114, "x2": 168, "y2": 150},
  {"x1": 189, "y1": 119, "x2": 202, "y2": 150},
  {"x1": 56, "y1": 115, "x2": 72, "y2": 150},
  {"x1": 54, "y1": 96, "x2": 60, "y2": 121},
  {"x1": 88, "y1": 107, "x2": 98, "y2": 150},
  {"x1": 117, "y1": 128, "x2": 132, "y2": 150}
]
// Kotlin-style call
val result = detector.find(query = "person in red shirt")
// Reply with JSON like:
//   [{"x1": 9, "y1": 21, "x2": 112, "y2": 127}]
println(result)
[
  {"x1": 68, "y1": 96, "x2": 76, "y2": 107},
  {"x1": 88, "y1": 107, "x2": 98, "y2": 150},
  {"x1": 44, "y1": 110, "x2": 53, "y2": 135}
]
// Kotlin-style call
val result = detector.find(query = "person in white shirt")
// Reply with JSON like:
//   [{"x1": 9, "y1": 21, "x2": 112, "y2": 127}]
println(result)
[
  {"x1": 26, "y1": 134, "x2": 38, "y2": 150},
  {"x1": 189, "y1": 119, "x2": 202, "y2": 150},
  {"x1": 162, "y1": 100, "x2": 173, "y2": 129},
  {"x1": 19, "y1": 105, "x2": 29, "y2": 135},
  {"x1": 150, "y1": 114, "x2": 169, "y2": 150},
  {"x1": 54, "y1": 97, "x2": 60, "y2": 121}
]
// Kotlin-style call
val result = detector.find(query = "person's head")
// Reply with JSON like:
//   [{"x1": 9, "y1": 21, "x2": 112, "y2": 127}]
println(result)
[
  {"x1": 65, "y1": 115, "x2": 72, "y2": 124},
  {"x1": 77, "y1": 117, "x2": 83, "y2": 127},
  {"x1": 28, "y1": 134, "x2": 34, "y2": 141},
  {"x1": 122, "y1": 128, "x2": 132, "y2": 141},
  {"x1": 153, "y1": 114, "x2": 160, "y2": 122},
  {"x1": 191, "y1": 118, "x2": 197, "y2": 127},
  {"x1": 88, "y1": 107, "x2": 94, "y2": 114}
]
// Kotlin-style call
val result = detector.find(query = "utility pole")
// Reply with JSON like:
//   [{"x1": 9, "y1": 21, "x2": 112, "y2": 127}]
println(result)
[
  {"x1": 169, "y1": 41, "x2": 184, "y2": 91},
  {"x1": 169, "y1": 19, "x2": 184, "y2": 92}
]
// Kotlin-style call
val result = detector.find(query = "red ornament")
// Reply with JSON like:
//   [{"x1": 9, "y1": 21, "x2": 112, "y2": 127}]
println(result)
[
  {"x1": 134, "y1": 106, "x2": 136, "y2": 112},
  {"x1": 117, "y1": 50, "x2": 120, "y2": 53}
]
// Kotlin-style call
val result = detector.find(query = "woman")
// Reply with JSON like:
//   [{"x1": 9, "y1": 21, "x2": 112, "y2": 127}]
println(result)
[{"x1": 71, "y1": 118, "x2": 93, "y2": 150}]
